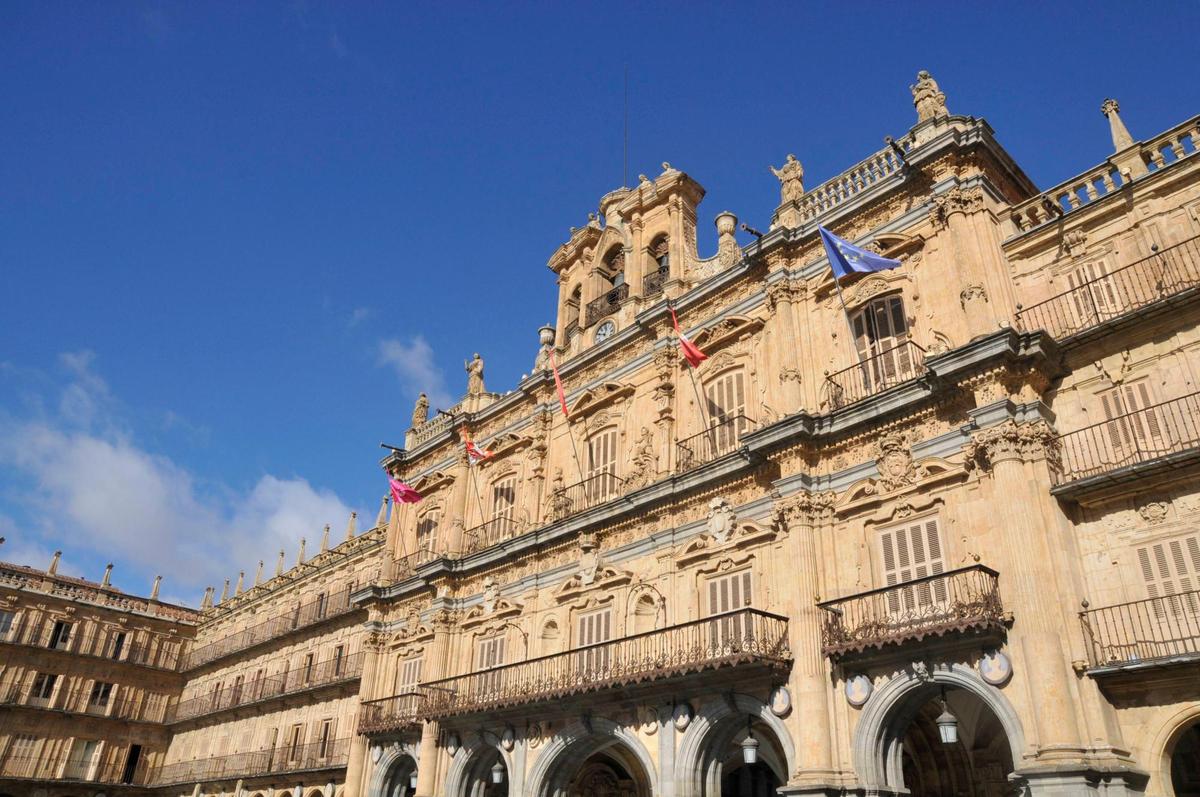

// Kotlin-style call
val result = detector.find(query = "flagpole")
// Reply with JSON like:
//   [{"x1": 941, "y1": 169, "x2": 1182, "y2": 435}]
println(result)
[
  {"x1": 668, "y1": 298, "x2": 717, "y2": 460},
  {"x1": 548, "y1": 347, "x2": 589, "y2": 486}
]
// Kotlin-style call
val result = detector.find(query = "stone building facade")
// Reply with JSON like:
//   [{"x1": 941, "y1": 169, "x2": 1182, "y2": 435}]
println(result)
[{"x1": 2, "y1": 74, "x2": 1200, "y2": 797}]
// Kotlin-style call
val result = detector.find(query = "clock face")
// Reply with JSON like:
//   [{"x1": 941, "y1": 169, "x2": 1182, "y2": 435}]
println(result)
[{"x1": 595, "y1": 320, "x2": 616, "y2": 342}]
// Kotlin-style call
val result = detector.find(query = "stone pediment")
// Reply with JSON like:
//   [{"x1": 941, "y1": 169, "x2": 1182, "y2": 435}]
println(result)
[
  {"x1": 568, "y1": 382, "x2": 636, "y2": 419},
  {"x1": 676, "y1": 519, "x2": 778, "y2": 568},
  {"x1": 838, "y1": 457, "x2": 961, "y2": 516},
  {"x1": 817, "y1": 269, "x2": 911, "y2": 309},
  {"x1": 409, "y1": 470, "x2": 455, "y2": 493},
  {"x1": 548, "y1": 224, "x2": 603, "y2": 275},
  {"x1": 461, "y1": 598, "x2": 523, "y2": 628},
  {"x1": 553, "y1": 566, "x2": 633, "y2": 603},
  {"x1": 691, "y1": 315, "x2": 764, "y2": 353}
]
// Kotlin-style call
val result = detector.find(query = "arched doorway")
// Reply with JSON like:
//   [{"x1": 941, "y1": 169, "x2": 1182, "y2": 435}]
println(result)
[
  {"x1": 566, "y1": 751, "x2": 647, "y2": 797},
  {"x1": 717, "y1": 718, "x2": 784, "y2": 797},
  {"x1": 527, "y1": 718, "x2": 656, "y2": 797},
  {"x1": 1172, "y1": 720, "x2": 1200, "y2": 797},
  {"x1": 379, "y1": 754, "x2": 418, "y2": 797}
]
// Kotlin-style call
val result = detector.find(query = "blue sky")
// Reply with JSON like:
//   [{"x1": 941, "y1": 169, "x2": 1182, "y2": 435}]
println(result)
[{"x1": 2, "y1": 2, "x2": 1198, "y2": 604}]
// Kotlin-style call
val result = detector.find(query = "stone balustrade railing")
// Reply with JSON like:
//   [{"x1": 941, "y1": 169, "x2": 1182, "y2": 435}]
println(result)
[
  {"x1": 787, "y1": 137, "x2": 912, "y2": 224},
  {"x1": 0, "y1": 563, "x2": 197, "y2": 623}
]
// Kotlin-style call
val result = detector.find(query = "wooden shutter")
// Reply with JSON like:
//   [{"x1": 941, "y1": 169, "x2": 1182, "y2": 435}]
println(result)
[
  {"x1": 396, "y1": 656, "x2": 423, "y2": 691},
  {"x1": 416, "y1": 511, "x2": 439, "y2": 553},
  {"x1": 587, "y1": 428, "x2": 619, "y2": 501},
  {"x1": 490, "y1": 478, "x2": 516, "y2": 535},
  {"x1": 577, "y1": 609, "x2": 613, "y2": 673},
  {"x1": 879, "y1": 517, "x2": 947, "y2": 612},
  {"x1": 705, "y1": 370, "x2": 748, "y2": 453},
  {"x1": 851, "y1": 296, "x2": 909, "y2": 389},
  {"x1": 1068, "y1": 261, "x2": 1121, "y2": 324},
  {"x1": 476, "y1": 636, "x2": 506, "y2": 697},
  {"x1": 1102, "y1": 382, "x2": 1164, "y2": 460},
  {"x1": 707, "y1": 570, "x2": 753, "y2": 649},
  {"x1": 1138, "y1": 534, "x2": 1200, "y2": 616}
]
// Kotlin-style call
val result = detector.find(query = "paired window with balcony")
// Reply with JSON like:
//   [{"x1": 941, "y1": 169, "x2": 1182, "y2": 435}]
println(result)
[
  {"x1": 586, "y1": 428, "x2": 620, "y2": 503},
  {"x1": 1138, "y1": 533, "x2": 1200, "y2": 617},
  {"x1": 576, "y1": 608, "x2": 613, "y2": 672},
  {"x1": 48, "y1": 620, "x2": 72, "y2": 650},
  {"x1": 87, "y1": 681, "x2": 113, "y2": 711},
  {"x1": 1101, "y1": 382, "x2": 1165, "y2": 459},
  {"x1": 416, "y1": 510, "x2": 439, "y2": 553},
  {"x1": 707, "y1": 568, "x2": 753, "y2": 645},
  {"x1": 1067, "y1": 260, "x2": 1122, "y2": 328},
  {"x1": 704, "y1": 369, "x2": 751, "y2": 454},
  {"x1": 476, "y1": 634, "x2": 506, "y2": 695},
  {"x1": 851, "y1": 295, "x2": 915, "y2": 388},
  {"x1": 880, "y1": 516, "x2": 947, "y2": 612}
]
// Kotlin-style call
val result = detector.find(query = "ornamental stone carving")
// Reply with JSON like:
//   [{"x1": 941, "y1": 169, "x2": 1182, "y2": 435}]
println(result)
[
  {"x1": 929, "y1": 185, "x2": 985, "y2": 230},
  {"x1": 911, "y1": 70, "x2": 948, "y2": 123},
  {"x1": 1137, "y1": 499, "x2": 1170, "y2": 524},
  {"x1": 875, "y1": 433, "x2": 920, "y2": 490},
  {"x1": 411, "y1": 393, "x2": 429, "y2": 427},
  {"x1": 959, "y1": 284, "x2": 989, "y2": 308},
  {"x1": 465, "y1": 353, "x2": 485, "y2": 395},
  {"x1": 963, "y1": 420, "x2": 1059, "y2": 472},
  {"x1": 770, "y1": 154, "x2": 805, "y2": 204},
  {"x1": 706, "y1": 497, "x2": 737, "y2": 543},
  {"x1": 624, "y1": 427, "x2": 658, "y2": 489},
  {"x1": 773, "y1": 491, "x2": 837, "y2": 528}
]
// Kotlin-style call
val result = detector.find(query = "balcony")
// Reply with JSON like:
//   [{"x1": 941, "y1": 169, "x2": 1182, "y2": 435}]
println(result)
[
  {"x1": 463, "y1": 517, "x2": 519, "y2": 554},
  {"x1": 1052, "y1": 392, "x2": 1200, "y2": 491},
  {"x1": 184, "y1": 584, "x2": 358, "y2": 670},
  {"x1": 1081, "y1": 589, "x2": 1200, "y2": 672},
  {"x1": 357, "y1": 692, "x2": 424, "y2": 735},
  {"x1": 0, "y1": 622, "x2": 184, "y2": 672},
  {"x1": 643, "y1": 264, "x2": 670, "y2": 297},
  {"x1": 819, "y1": 566, "x2": 1005, "y2": 658},
  {"x1": 414, "y1": 608, "x2": 789, "y2": 719},
  {"x1": 1016, "y1": 235, "x2": 1200, "y2": 342},
  {"x1": 0, "y1": 684, "x2": 171, "y2": 724},
  {"x1": 675, "y1": 414, "x2": 755, "y2": 472},
  {"x1": 151, "y1": 738, "x2": 350, "y2": 785},
  {"x1": 170, "y1": 651, "x2": 363, "y2": 723},
  {"x1": 823, "y1": 339, "x2": 926, "y2": 411},
  {"x1": 585, "y1": 284, "x2": 629, "y2": 326},
  {"x1": 0, "y1": 749, "x2": 150, "y2": 785},
  {"x1": 394, "y1": 548, "x2": 446, "y2": 579},
  {"x1": 545, "y1": 471, "x2": 626, "y2": 523}
]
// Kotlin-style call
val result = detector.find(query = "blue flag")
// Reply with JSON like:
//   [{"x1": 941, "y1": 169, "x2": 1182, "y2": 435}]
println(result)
[{"x1": 818, "y1": 226, "x2": 901, "y2": 280}]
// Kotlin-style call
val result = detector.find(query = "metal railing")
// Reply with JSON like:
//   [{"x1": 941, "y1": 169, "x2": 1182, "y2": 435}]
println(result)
[
  {"x1": 463, "y1": 517, "x2": 520, "y2": 553},
  {"x1": 0, "y1": 621, "x2": 184, "y2": 671},
  {"x1": 170, "y1": 651, "x2": 363, "y2": 723},
  {"x1": 415, "y1": 608, "x2": 789, "y2": 718},
  {"x1": 0, "y1": 683, "x2": 172, "y2": 723},
  {"x1": 1016, "y1": 235, "x2": 1200, "y2": 341},
  {"x1": 585, "y1": 284, "x2": 629, "y2": 326},
  {"x1": 1081, "y1": 589, "x2": 1200, "y2": 669},
  {"x1": 1052, "y1": 392, "x2": 1200, "y2": 485},
  {"x1": 546, "y1": 471, "x2": 626, "y2": 522},
  {"x1": 824, "y1": 340, "x2": 926, "y2": 410},
  {"x1": 357, "y1": 692, "x2": 425, "y2": 735},
  {"x1": 0, "y1": 748, "x2": 151, "y2": 785},
  {"x1": 818, "y1": 565, "x2": 1004, "y2": 658},
  {"x1": 183, "y1": 584, "x2": 358, "y2": 670},
  {"x1": 675, "y1": 414, "x2": 755, "y2": 472},
  {"x1": 643, "y1": 264, "x2": 670, "y2": 297},
  {"x1": 150, "y1": 737, "x2": 350, "y2": 785},
  {"x1": 394, "y1": 548, "x2": 446, "y2": 578}
]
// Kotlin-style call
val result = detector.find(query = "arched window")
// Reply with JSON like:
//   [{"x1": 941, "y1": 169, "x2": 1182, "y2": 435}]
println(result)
[
  {"x1": 645, "y1": 235, "x2": 670, "y2": 297},
  {"x1": 586, "y1": 427, "x2": 619, "y2": 503},
  {"x1": 602, "y1": 246, "x2": 627, "y2": 287},
  {"x1": 632, "y1": 593, "x2": 659, "y2": 634},
  {"x1": 850, "y1": 294, "x2": 915, "y2": 388},
  {"x1": 565, "y1": 285, "x2": 582, "y2": 337}
]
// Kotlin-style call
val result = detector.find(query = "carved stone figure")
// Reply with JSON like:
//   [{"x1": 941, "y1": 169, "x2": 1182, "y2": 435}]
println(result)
[
  {"x1": 770, "y1": 154, "x2": 805, "y2": 204},
  {"x1": 465, "y1": 353, "x2": 485, "y2": 395},
  {"x1": 625, "y1": 427, "x2": 657, "y2": 488},
  {"x1": 411, "y1": 392, "x2": 429, "y2": 427},
  {"x1": 482, "y1": 576, "x2": 498, "y2": 613},
  {"x1": 706, "y1": 497, "x2": 737, "y2": 543},
  {"x1": 911, "y1": 70, "x2": 948, "y2": 122}
]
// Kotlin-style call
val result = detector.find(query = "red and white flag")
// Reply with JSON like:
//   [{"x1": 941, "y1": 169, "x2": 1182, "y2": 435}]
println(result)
[
  {"x1": 464, "y1": 438, "x2": 493, "y2": 465},
  {"x1": 548, "y1": 348, "x2": 570, "y2": 418},
  {"x1": 670, "y1": 305, "x2": 708, "y2": 368},
  {"x1": 388, "y1": 477, "x2": 423, "y2": 505}
]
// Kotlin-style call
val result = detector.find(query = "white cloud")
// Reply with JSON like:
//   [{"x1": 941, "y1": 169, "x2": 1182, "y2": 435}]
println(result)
[
  {"x1": 347, "y1": 307, "x2": 373, "y2": 328},
  {"x1": 377, "y1": 335, "x2": 453, "y2": 409}
]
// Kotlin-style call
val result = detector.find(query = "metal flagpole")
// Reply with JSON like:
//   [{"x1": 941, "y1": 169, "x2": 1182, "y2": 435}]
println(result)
[
  {"x1": 669, "y1": 298, "x2": 718, "y2": 459},
  {"x1": 548, "y1": 347, "x2": 590, "y2": 486}
]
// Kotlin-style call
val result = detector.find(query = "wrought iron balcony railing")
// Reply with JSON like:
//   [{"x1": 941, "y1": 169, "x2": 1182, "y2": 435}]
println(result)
[
  {"x1": 818, "y1": 565, "x2": 1004, "y2": 658},
  {"x1": 1081, "y1": 589, "x2": 1200, "y2": 670},
  {"x1": 0, "y1": 683, "x2": 171, "y2": 724},
  {"x1": 357, "y1": 692, "x2": 425, "y2": 735},
  {"x1": 643, "y1": 264, "x2": 670, "y2": 297},
  {"x1": 0, "y1": 621, "x2": 184, "y2": 672},
  {"x1": 823, "y1": 339, "x2": 926, "y2": 411},
  {"x1": 1052, "y1": 392, "x2": 1200, "y2": 486},
  {"x1": 1016, "y1": 235, "x2": 1200, "y2": 341},
  {"x1": 545, "y1": 471, "x2": 626, "y2": 522},
  {"x1": 463, "y1": 516, "x2": 520, "y2": 553},
  {"x1": 675, "y1": 414, "x2": 755, "y2": 472},
  {"x1": 170, "y1": 651, "x2": 362, "y2": 723},
  {"x1": 150, "y1": 737, "x2": 350, "y2": 785},
  {"x1": 0, "y1": 748, "x2": 151, "y2": 785},
  {"x1": 585, "y1": 284, "x2": 629, "y2": 326},
  {"x1": 394, "y1": 548, "x2": 447, "y2": 578},
  {"x1": 183, "y1": 584, "x2": 358, "y2": 670},
  {"x1": 414, "y1": 608, "x2": 789, "y2": 719}
]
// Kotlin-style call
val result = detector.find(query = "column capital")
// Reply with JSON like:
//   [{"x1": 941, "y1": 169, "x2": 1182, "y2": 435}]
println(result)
[
  {"x1": 964, "y1": 420, "x2": 1059, "y2": 472},
  {"x1": 773, "y1": 490, "x2": 837, "y2": 529},
  {"x1": 929, "y1": 184, "x2": 985, "y2": 230}
]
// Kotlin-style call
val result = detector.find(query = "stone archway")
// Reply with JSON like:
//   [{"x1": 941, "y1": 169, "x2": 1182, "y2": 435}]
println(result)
[
  {"x1": 444, "y1": 733, "x2": 519, "y2": 797},
  {"x1": 675, "y1": 694, "x2": 795, "y2": 797},
  {"x1": 367, "y1": 743, "x2": 420, "y2": 797},
  {"x1": 1169, "y1": 718, "x2": 1200, "y2": 797},
  {"x1": 526, "y1": 717, "x2": 657, "y2": 797},
  {"x1": 852, "y1": 664, "x2": 1025, "y2": 795}
]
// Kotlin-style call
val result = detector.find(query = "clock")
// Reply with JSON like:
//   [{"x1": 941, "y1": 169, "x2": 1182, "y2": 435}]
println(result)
[{"x1": 595, "y1": 320, "x2": 616, "y2": 343}]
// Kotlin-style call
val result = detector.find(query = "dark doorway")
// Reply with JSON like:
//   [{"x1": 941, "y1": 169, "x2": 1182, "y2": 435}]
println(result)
[
  {"x1": 1173, "y1": 722, "x2": 1200, "y2": 797},
  {"x1": 121, "y1": 744, "x2": 142, "y2": 784}
]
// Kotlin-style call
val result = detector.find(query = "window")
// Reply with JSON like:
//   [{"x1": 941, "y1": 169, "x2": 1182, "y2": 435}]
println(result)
[
  {"x1": 565, "y1": 285, "x2": 582, "y2": 335},
  {"x1": 490, "y1": 476, "x2": 517, "y2": 536},
  {"x1": 29, "y1": 672, "x2": 57, "y2": 705},
  {"x1": 286, "y1": 724, "x2": 304, "y2": 761},
  {"x1": 586, "y1": 427, "x2": 619, "y2": 503},
  {"x1": 395, "y1": 655, "x2": 423, "y2": 692},
  {"x1": 230, "y1": 674, "x2": 244, "y2": 704},
  {"x1": 704, "y1": 369, "x2": 751, "y2": 454},
  {"x1": 416, "y1": 510, "x2": 439, "y2": 553},
  {"x1": 316, "y1": 592, "x2": 327, "y2": 619},
  {"x1": 576, "y1": 608, "x2": 612, "y2": 673},
  {"x1": 475, "y1": 635, "x2": 506, "y2": 697},
  {"x1": 0, "y1": 609, "x2": 15, "y2": 640},
  {"x1": 333, "y1": 644, "x2": 346, "y2": 676},
  {"x1": 850, "y1": 295, "x2": 914, "y2": 389},
  {"x1": 1067, "y1": 260, "x2": 1123, "y2": 329},
  {"x1": 880, "y1": 516, "x2": 947, "y2": 613},
  {"x1": 316, "y1": 718, "x2": 334, "y2": 758},
  {"x1": 1138, "y1": 534, "x2": 1200, "y2": 617},
  {"x1": 62, "y1": 739, "x2": 100, "y2": 780},
  {"x1": 707, "y1": 569, "x2": 753, "y2": 648},
  {"x1": 109, "y1": 631, "x2": 127, "y2": 660},
  {"x1": 48, "y1": 620, "x2": 72, "y2": 650},
  {"x1": 88, "y1": 681, "x2": 113, "y2": 711},
  {"x1": 302, "y1": 652, "x2": 315, "y2": 683},
  {"x1": 1101, "y1": 382, "x2": 1165, "y2": 462},
  {"x1": 7, "y1": 734, "x2": 39, "y2": 777}
]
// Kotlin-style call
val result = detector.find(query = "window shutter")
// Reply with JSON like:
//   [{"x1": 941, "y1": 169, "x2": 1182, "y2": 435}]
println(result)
[
  {"x1": 1138, "y1": 534, "x2": 1200, "y2": 615},
  {"x1": 879, "y1": 518, "x2": 947, "y2": 610}
]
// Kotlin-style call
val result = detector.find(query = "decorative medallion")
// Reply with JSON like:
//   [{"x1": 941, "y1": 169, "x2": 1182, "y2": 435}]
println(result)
[
  {"x1": 528, "y1": 722, "x2": 545, "y2": 748},
  {"x1": 979, "y1": 649, "x2": 1013, "y2": 686},
  {"x1": 845, "y1": 674, "x2": 873, "y2": 707},
  {"x1": 638, "y1": 706, "x2": 659, "y2": 735},
  {"x1": 371, "y1": 745, "x2": 382, "y2": 763},
  {"x1": 501, "y1": 725, "x2": 516, "y2": 751},
  {"x1": 447, "y1": 733, "x2": 460, "y2": 756},
  {"x1": 672, "y1": 702, "x2": 694, "y2": 731},
  {"x1": 769, "y1": 686, "x2": 792, "y2": 717}
]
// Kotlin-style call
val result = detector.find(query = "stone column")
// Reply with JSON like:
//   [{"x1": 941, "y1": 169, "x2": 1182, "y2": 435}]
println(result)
[
  {"x1": 414, "y1": 609, "x2": 456, "y2": 797},
  {"x1": 628, "y1": 214, "x2": 645, "y2": 297},
  {"x1": 775, "y1": 492, "x2": 839, "y2": 789},
  {"x1": 444, "y1": 450, "x2": 471, "y2": 553},
  {"x1": 767, "y1": 280, "x2": 803, "y2": 415},
  {"x1": 930, "y1": 186, "x2": 998, "y2": 340},
  {"x1": 345, "y1": 632, "x2": 389, "y2": 797}
]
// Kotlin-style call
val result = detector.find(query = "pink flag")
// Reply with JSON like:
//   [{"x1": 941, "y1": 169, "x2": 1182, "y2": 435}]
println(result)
[
  {"x1": 388, "y1": 477, "x2": 423, "y2": 505},
  {"x1": 548, "y1": 349, "x2": 570, "y2": 418}
]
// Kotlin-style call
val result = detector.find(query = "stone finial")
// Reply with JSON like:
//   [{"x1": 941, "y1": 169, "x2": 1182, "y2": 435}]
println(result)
[
  {"x1": 1101, "y1": 98, "x2": 1135, "y2": 151},
  {"x1": 345, "y1": 512, "x2": 357, "y2": 541},
  {"x1": 320, "y1": 524, "x2": 331, "y2": 553},
  {"x1": 48, "y1": 550, "x2": 62, "y2": 576},
  {"x1": 201, "y1": 586, "x2": 214, "y2": 609},
  {"x1": 102, "y1": 563, "x2": 113, "y2": 587},
  {"x1": 219, "y1": 578, "x2": 230, "y2": 603},
  {"x1": 375, "y1": 495, "x2": 389, "y2": 529},
  {"x1": 411, "y1": 393, "x2": 429, "y2": 428},
  {"x1": 235, "y1": 570, "x2": 245, "y2": 595},
  {"x1": 911, "y1": 70, "x2": 949, "y2": 123},
  {"x1": 275, "y1": 549, "x2": 285, "y2": 577},
  {"x1": 254, "y1": 560, "x2": 263, "y2": 586},
  {"x1": 297, "y1": 537, "x2": 307, "y2": 566},
  {"x1": 715, "y1": 211, "x2": 741, "y2": 268},
  {"x1": 151, "y1": 575, "x2": 162, "y2": 601}
]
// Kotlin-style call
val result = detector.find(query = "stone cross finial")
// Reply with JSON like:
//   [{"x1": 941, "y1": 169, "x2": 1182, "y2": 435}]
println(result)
[
  {"x1": 254, "y1": 560, "x2": 263, "y2": 586},
  {"x1": 150, "y1": 575, "x2": 161, "y2": 601},
  {"x1": 345, "y1": 511, "x2": 357, "y2": 541},
  {"x1": 911, "y1": 70, "x2": 949, "y2": 123},
  {"x1": 320, "y1": 524, "x2": 331, "y2": 553},
  {"x1": 375, "y1": 495, "x2": 389, "y2": 529},
  {"x1": 201, "y1": 586, "x2": 214, "y2": 609},
  {"x1": 1101, "y1": 98, "x2": 1135, "y2": 151},
  {"x1": 297, "y1": 537, "x2": 307, "y2": 565},
  {"x1": 275, "y1": 549, "x2": 285, "y2": 577},
  {"x1": 235, "y1": 570, "x2": 244, "y2": 595},
  {"x1": 48, "y1": 550, "x2": 62, "y2": 575},
  {"x1": 102, "y1": 563, "x2": 113, "y2": 587},
  {"x1": 411, "y1": 393, "x2": 429, "y2": 428},
  {"x1": 219, "y1": 578, "x2": 230, "y2": 603}
]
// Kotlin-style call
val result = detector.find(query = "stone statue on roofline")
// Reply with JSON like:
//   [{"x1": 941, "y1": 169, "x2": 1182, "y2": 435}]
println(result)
[
  {"x1": 412, "y1": 392, "x2": 429, "y2": 427},
  {"x1": 465, "y1": 353, "x2": 485, "y2": 395},
  {"x1": 770, "y1": 154, "x2": 805, "y2": 205},
  {"x1": 911, "y1": 70, "x2": 949, "y2": 123}
]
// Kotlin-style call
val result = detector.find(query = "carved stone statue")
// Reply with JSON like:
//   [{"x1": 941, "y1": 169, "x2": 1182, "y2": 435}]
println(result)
[
  {"x1": 911, "y1": 70, "x2": 948, "y2": 123},
  {"x1": 625, "y1": 427, "x2": 658, "y2": 488},
  {"x1": 770, "y1": 154, "x2": 805, "y2": 204},
  {"x1": 465, "y1": 353, "x2": 485, "y2": 395},
  {"x1": 706, "y1": 497, "x2": 737, "y2": 544},
  {"x1": 411, "y1": 392, "x2": 429, "y2": 427}
]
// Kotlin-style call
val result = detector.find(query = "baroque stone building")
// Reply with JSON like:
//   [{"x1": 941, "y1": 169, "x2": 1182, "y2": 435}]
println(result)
[{"x1": 2, "y1": 74, "x2": 1200, "y2": 797}]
